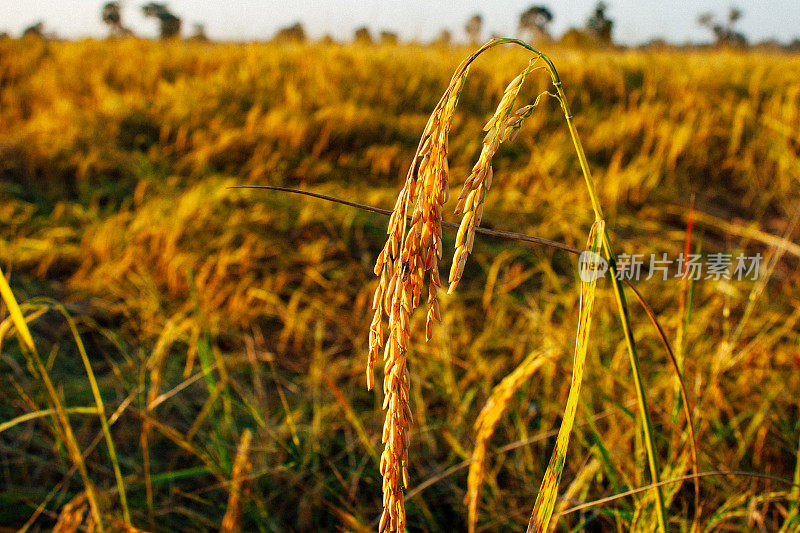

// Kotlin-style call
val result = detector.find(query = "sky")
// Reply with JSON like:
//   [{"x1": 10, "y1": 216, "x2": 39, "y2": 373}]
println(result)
[{"x1": 2, "y1": 1, "x2": 800, "y2": 45}]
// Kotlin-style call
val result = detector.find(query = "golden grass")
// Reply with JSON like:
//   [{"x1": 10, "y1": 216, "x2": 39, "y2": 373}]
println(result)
[{"x1": 0, "y1": 37, "x2": 799, "y2": 531}]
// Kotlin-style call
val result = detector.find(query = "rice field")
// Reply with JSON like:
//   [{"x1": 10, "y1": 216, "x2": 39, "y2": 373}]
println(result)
[{"x1": 0, "y1": 37, "x2": 799, "y2": 531}]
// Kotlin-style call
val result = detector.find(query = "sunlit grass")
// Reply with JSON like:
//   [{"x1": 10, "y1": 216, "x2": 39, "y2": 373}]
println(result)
[{"x1": 0, "y1": 37, "x2": 798, "y2": 531}]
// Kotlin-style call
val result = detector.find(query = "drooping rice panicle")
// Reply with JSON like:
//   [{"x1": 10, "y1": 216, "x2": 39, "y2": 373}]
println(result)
[
  {"x1": 368, "y1": 68, "x2": 469, "y2": 532},
  {"x1": 449, "y1": 60, "x2": 549, "y2": 292},
  {"x1": 367, "y1": 46, "x2": 549, "y2": 532}
]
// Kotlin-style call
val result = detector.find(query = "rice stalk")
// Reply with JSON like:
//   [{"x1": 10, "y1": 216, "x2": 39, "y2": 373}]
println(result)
[
  {"x1": 526, "y1": 220, "x2": 604, "y2": 533},
  {"x1": 365, "y1": 38, "x2": 669, "y2": 531},
  {"x1": 543, "y1": 46, "x2": 671, "y2": 531},
  {"x1": 368, "y1": 55, "x2": 470, "y2": 533},
  {"x1": 366, "y1": 38, "x2": 560, "y2": 531},
  {"x1": 448, "y1": 61, "x2": 549, "y2": 291},
  {"x1": 465, "y1": 350, "x2": 553, "y2": 533}
]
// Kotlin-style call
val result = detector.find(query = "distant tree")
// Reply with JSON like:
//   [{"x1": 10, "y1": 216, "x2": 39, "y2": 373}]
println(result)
[
  {"x1": 380, "y1": 30, "x2": 398, "y2": 45},
  {"x1": 0, "y1": 31, "x2": 9, "y2": 40},
  {"x1": 586, "y1": 2, "x2": 613, "y2": 45},
  {"x1": 465, "y1": 14, "x2": 482, "y2": 45},
  {"x1": 142, "y1": 2, "x2": 181, "y2": 39},
  {"x1": 696, "y1": 12, "x2": 713, "y2": 28},
  {"x1": 22, "y1": 21, "x2": 45, "y2": 39},
  {"x1": 189, "y1": 23, "x2": 208, "y2": 41},
  {"x1": 102, "y1": 2, "x2": 122, "y2": 30},
  {"x1": 698, "y1": 7, "x2": 747, "y2": 47},
  {"x1": 274, "y1": 22, "x2": 306, "y2": 42},
  {"x1": 434, "y1": 29, "x2": 452, "y2": 46},
  {"x1": 519, "y1": 5, "x2": 554, "y2": 42},
  {"x1": 102, "y1": 2, "x2": 132, "y2": 37},
  {"x1": 354, "y1": 26, "x2": 373, "y2": 44},
  {"x1": 788, "y1": 38, "x2": 800, "y2": 52}
]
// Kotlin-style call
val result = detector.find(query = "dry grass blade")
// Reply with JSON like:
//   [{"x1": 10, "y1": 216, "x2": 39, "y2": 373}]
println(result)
[
  {"x1": 663, "y1": 204, "x2": 800, "y2": 260},
  {"x1": 466, "y1": 350, "x2": 553, "y2": 533},
  {"x1": 0, "y1": 406, "x2": 99, "y2": 434},
  {"x1": 321, "y1": 372, "x2": 380, "y2": 463},
  {"x1": 221, "y1": 429, "x2": 254, "y2": 533},
  {"x1": 0, "y1": 266, "x2": 36, "y2": 353},
  {"x1": 527, "y1": 219, "x2": 604, "y2": 533},
  {"x1": 556, "y1": 470, "x2": 800, "y2": 518}
]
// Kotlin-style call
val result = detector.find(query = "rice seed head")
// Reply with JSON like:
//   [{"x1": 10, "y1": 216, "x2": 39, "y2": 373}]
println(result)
[
  {"x1": 221, "y1": 429, "x2": 253, "y2": 533},
  {"x1": 446, "y1": 59, "x2": 542, "y2": 294},
  {"x1": 368, "y1": 71, "x2": 469, "y2": 531},
  {"x1": 368, "y1": 51, "x2": 545, "y2": 532},
  {"x1": 466, "y1": 351, "x2": 550, "y2": 533}
]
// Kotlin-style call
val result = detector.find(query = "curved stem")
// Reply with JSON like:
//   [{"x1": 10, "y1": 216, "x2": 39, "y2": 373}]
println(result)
[
  {"x1": 551, "y1": 63, "x2": 668, "y2": 533},
  {"x1": 477, "y1": 38, "x2": 668, "y2": 532},
  {"x1": 553, "y1": 74, "x2": 668, "y2": 533}
]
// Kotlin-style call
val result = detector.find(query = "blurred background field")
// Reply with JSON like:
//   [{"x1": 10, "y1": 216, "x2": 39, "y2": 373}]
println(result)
[{"x1": 0, "y1": 19, "x2": 799, "y2": 533}]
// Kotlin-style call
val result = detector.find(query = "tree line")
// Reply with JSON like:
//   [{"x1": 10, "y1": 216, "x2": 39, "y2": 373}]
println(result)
[{"x1": 5, "y1": 2, "x2": 800, "y2": 51}]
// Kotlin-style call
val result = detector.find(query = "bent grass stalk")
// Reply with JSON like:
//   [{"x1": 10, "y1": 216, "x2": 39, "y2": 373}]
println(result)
[
  {"x1": 466, "y1": 349, "x2": 553, "y2": 533},
  {"x1": 0, "y1": 280, "x2": 135, "y2": 528},
  {"x1": 527, "y1": 220, "x2": 604, "y2": 533},
  {"x1": 43, "y1": 299, "x2": 133, "y2": 527},
  {"x1": 364, "y1": 38, "x2": 669, "y2": 532}
]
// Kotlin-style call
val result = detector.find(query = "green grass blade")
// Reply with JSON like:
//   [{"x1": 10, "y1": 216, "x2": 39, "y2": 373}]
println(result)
[
  {"x1": 602, "y1": 230, "x2": 668, "y2": 532},
  {"x1": 57, "y1": 304, "x2": 132, "y2": 526},
  {"x1": 779, "y1": 434, "x2": 800, "y2": 532},
  {"x1": 527, "y1": 220, "x2": 603, "y2": 533}
]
